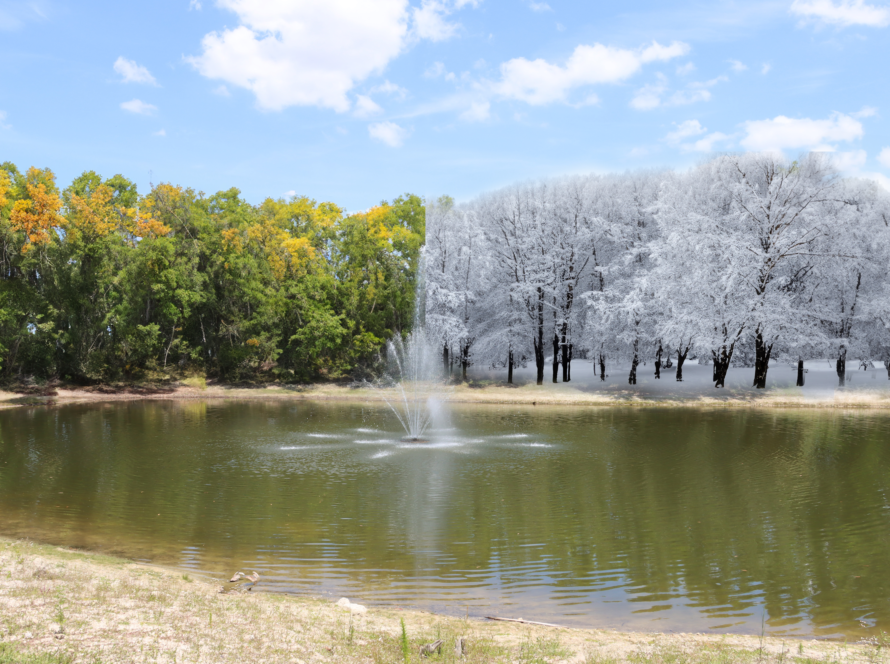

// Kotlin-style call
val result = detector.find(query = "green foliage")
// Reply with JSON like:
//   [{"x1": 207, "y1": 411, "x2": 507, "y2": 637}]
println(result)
[
  {"x1": 400, "y1": 617, "x2": 410, "y2": 663},
  {"x1": 0, "y1": 163, "x2": 425, "y2": 383}
]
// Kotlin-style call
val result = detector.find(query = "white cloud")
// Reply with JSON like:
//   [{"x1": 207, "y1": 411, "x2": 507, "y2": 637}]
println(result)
[
  {"x1": 153, "y1": 128, "x2": 166, "y2": 137},
  {"x1": 669, "y1": 88, "x2": 712, "y2": 105},
  {"x1": 790, "y1": 0, "x2": 890, "y2": 27},
  {"x1": 631, "y1": 73, "x2": 722, "y2": 110},
  {"x1": 354, "y1": 95, "x2": 384, "y2": 118},
  {"x1": 529, "y1": 1, "x2": 552, "y2": 11},
  {"x1": 0, "y1": 1, "x2": 49, "y2": 31},
  {"x1": 761, "y1": 63, "x2": 772, "y2": 74},
  {"x1": 120, "y1": 99, "x2": 157, "y2": 115},
  {"x1": 213, "y1": 85, "x2": 230, "y2": 97},
  {"x1": 729, "y1": 59, "x2": 747, "y2": 72},
  {"x1": 688, "y1": 131, "x2": 731, "y2": 152},
  {"x1": 676, "y1": 62, "x2": 696, "y2": 75},
  {"x1": 0, "y1": 110, "x2": 10, "y2": 129},
  {"x1": 113, "y1": 57, "x2": 158, "y2": 85},
  {"x1": 412, "y1": 0, "x2": 459, "y2": 41},
  {"x1": 368, "y1": 121, "x2": 409, "y2": 147},
  {"x1": 631, "y1": 78, "x2": 668, "y2": 110},
  {"x1": 664, "y1": 120, "x2": 731, "y2": 152},
  {"x1": 189, "y1": 0, "x2": 201, "y2": 9},
  {"x1": 665, "y1": 119, "x2": 707, "y2": 145},
  {"x1": 459, "y1": 101, "x2": 490, "y2": 122},
  {"x1": 878, "y1": 147, "x2": 890, "y2": 167},
  {"x1": 852, "y1": 106, "x2": 878, "y2": 118},
  {"x1": 284, "y1": 189, "x2": 297, "y2": 197},
  {"x1": 831, "y1": 149, "x2": 867, "y2": 171},
  {"x1": 495, "y1": 40, "x2": 689, "y2": 105},
  {"x1": 424, "y1": 61, "x2": 447, "y2": 78},
  {"x1": 187, "y1": 0, "x2": 410, "y2": 112},
  {"x1": 370, "y1": 80, "x2": 408, "y2": 99},
  {"x1": 740, "y1": 112, "x2": 864, "y2": 151}
]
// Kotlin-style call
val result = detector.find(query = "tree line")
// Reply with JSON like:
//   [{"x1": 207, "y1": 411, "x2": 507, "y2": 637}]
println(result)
[
  {"x1": 426, "y1": 153, "x2": 890, "y2": 389},
  {"x1": 0, "y1": 162, "x2": 424, "y2": 382}
]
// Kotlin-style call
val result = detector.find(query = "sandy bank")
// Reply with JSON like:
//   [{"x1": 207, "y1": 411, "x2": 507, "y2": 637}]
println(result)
[
  {"x1": 0, "y1": 538, "x2": 881, "y2": 664},
  {"x1": 2, "y1": 379, "x2": 890, "y2": 411}
]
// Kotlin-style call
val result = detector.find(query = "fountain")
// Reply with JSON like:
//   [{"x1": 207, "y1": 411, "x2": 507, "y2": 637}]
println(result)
[
  {"x1": 376, "y1": 329, "x2": 445, "y2": 442},
  {"x1": 371, "y1": 254, "x2": 450, "y2": 442}
]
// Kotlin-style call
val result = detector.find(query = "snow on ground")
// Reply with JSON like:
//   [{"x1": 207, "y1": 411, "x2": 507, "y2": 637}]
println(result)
[{"x1": 468, "y1": 358, "x2": 890, "y2": 400}]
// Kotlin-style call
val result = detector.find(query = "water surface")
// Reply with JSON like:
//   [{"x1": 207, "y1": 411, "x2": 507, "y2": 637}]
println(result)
[{"x1": 1, "y1": 400, "x2": 889, "y2": 639}]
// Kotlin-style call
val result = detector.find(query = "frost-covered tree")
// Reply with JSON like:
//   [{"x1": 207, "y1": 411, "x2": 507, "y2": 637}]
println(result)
[
  {"x1": 424, "y1": 196, "x2": 485, "y2": 379},
  {"x1": 427, "y1": 153, "x2": 890, "y2": 390}
]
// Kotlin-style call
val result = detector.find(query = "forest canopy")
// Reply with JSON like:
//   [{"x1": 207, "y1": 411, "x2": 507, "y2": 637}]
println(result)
[{"x1": 0, "y1": 162, "x2": 424, "y2": 382}]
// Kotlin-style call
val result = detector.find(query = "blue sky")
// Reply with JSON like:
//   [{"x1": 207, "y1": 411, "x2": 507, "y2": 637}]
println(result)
[{"x1": 1, "y1": 0, "x2": 888, "y2": 211}]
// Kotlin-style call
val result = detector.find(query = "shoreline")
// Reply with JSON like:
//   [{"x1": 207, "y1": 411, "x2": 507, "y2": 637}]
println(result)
[
  {"x1": 0, "y1": 537, "x2": 882, "y2": 664},
  {"x1": 2, "y1": 380, "x2": 890, "y2": 411}
]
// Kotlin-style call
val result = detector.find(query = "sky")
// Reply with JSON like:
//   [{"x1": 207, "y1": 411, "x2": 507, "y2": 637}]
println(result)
[{"x1": 1, "y1": 0, "x2": 888, "y2": 211}]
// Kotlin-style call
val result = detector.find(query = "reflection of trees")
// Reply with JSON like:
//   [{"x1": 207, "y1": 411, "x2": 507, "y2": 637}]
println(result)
[{"x1": 1, "y1": 403, "x2": 889, "y2": 636}]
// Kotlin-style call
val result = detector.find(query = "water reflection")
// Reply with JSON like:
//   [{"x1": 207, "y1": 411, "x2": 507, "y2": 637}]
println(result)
[{"x1": 0, "y1": 402, "x2": 889, "y2": 639}]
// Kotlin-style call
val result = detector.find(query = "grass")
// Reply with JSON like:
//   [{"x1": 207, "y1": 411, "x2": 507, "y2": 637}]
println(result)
[
  {"x1": 0, "y1": 538, "x2": 885, "y2": 664},
  {"x1": 0, "y1": 642, "x2": 75, "y2": 663},
  {"x1": 181, "y1": 376, "x2": 207, "y2": 391}
]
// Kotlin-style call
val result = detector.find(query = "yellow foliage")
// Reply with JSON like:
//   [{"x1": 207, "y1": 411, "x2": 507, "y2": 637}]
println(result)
[
  {"x1": 242, "y1": 217, "x2": 317, "y2": 280},
  {"x1": 282, "y1": 236, "x2": 314, "y2": 263},
  {"x1": 0, "y1": 169, "x2": 9, "y2": 211},
  {"x1": 133, "y1": 213, "x2": 171, "y2": 239},
  {"x1": 68, "y1": 183, "x2": 169, "y2": 243},
  {"x1": 68, "y1": 185, "x2": 122, "y2": 241},
  {"x1": 245, "y1": 338, "x2": 260, "y2": 347},
  {"x1": 9, "y1": 168, "x2": 64, "y2": 252},
  {"x1": 259, "y1": 196, "x2": 343, "y2": 238},
  {"x1": 221, "y1": 228, "x2": 243, "y2": 253},
  {"x1": 364, "y1": 205, "x2": 394, "y2": 245}
]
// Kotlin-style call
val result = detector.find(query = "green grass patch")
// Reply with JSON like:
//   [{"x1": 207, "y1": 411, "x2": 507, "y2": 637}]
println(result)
[{"x1": 0, "y1": 642, "x2": 76, "y2": 664}]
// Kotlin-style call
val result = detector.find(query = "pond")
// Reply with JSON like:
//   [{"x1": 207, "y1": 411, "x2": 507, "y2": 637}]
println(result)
[{"x1": 1, "y1": 400, "x2": 889, "y2": 639}]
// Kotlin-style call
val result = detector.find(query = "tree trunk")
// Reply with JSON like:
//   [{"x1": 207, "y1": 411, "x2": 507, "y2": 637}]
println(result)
[
  {"x1": 712, "y1": 344, "x2": 735, "y2": 388},
  {"x1": 676, "y1": 346, "x2": 689, "y2": 382},
  {"x1": 443, "y1": 344, "x2": 449, "y2": 377},
  {"x1": 628, "y1": 342, "x2": 639, "y2": 385},
  {"x1": 796, "y1": 358, "x2": 805, "y2": 387},
  {"x1": 599, "y1": 353, "x2": 606, "y2": 382},
  {"x1": 560, "y1": 328, "x2": 569, "y2": 383},
  {"x1": 461, "y1": 341, "x2": 469, "y2": 382},
  {"x1": 534, "y1": 288, "x2": 545, "y2": 385},
  {"x1": 567, "y1": 344, "x2": 572, "y2": 382},
  {"x1": 507, "y1": 349, "x2": 514, "y2": 384},
  {"x1": 836, "y1": 345, "x2": 847, "y2": 388},
  {"x1": 552, "y1": 333, "x2": 559, "y2": 384},
  {"x1": 753, "y1": 329, "x2": 773, "y2": 389},
  {"x1": 654, "y1": 341, "x2": 663, "y2": 379}
]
